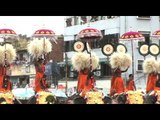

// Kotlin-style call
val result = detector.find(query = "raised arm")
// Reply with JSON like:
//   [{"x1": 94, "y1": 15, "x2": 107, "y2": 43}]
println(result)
[{"x1": 121, "y1": 67, "x2": 129, "y2": 73}]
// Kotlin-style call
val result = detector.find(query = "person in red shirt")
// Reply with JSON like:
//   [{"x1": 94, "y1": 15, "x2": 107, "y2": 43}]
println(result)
[
  {"x1": 0, "y1": 75, "x2": 12, "y2": 92},
  {"x1": 126, "y1": 74, "x2": 136, "y2": 91},
  {"x1": 146, "y1": 72, "x2": 157, "y2": 94},
  {"x1": 0, "y1": 63, "x2": 11, "y2": 91},
  {"x1": 34, "y1": 57, "x2": 46, "y2": 93},
  {"x1": 110, "y1": 67, "x2": 128, "y2": 96},
  {"x1": 40, "y1": 74, "x2": 48, "y2": 90},
  {"x1": 154, "y1": 73, "x2": 160, "y2": 91},
  {"x1": 0, "y1": 65, "x2": 6, "y2": 90},
  {"x1": 77, "y1": 68, "x2": 95, "y2": 94}
]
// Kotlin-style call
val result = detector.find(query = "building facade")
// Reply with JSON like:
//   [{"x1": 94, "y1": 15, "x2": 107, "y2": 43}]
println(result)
[{"x1": 64, "y1": 16, "x2": 160, "y2": 89}]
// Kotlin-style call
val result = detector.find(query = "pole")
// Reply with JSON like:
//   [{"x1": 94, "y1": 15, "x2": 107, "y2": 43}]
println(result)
[
  {"x1": 131, "y1": 39, "x2": 134, "y2": 78},
  {"x1": 43, "y1": 37, "x2": 45, "y2": 60},
  {"x1": 86, "y1": 41, "x2": 92, "y2": 74},
  {"x1": 4, "y1": 36, "x2": 7, "y2": 76},
  {"x1": 65, "y1": 52, "x2": 68, "y2": 95}
]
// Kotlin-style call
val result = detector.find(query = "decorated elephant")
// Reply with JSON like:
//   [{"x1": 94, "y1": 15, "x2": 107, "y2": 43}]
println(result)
[
  {"x1": 110, "y1": 90, "x2": 145, "y2": 104},
  {"x1": 0, "y1": 91, "x2": 22, "y2": 104},
  {"x1": 27, "y1": 91, "x2": 57, "y2": 104}
]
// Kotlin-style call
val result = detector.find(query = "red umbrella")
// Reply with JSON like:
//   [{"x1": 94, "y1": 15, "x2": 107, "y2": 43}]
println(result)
[
  {"x1": 76, "y1": 27, "x2": 103, "y2": 51},
  {"x1": 120, "y1": 31, "x2": 145, "y2": 41},
  {"x1": 0, "y1": 28, "x2": 18, "y2": 43},
  {"x1": 32, "y1": 29, "x2": 57, "y2": 43},
  {"x1": 76, "y1": 27, "x2": 103, "y2": 41},
  {"x1": 151, "y1": 29, "x2": 160, "y2": 38},
  {"x1": 119, "y1": 31, "x2": 145, "y2": 76}
]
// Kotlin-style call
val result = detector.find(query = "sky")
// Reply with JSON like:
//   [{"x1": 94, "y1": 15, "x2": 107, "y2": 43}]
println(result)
[{"x1": 0, "y1": 16, "x2": 65, "y2": 37}]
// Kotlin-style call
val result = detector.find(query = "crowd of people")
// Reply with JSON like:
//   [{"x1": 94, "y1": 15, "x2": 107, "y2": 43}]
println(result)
[{"x1": 1, "y1": 36, "x2": 160, "y2": 104}]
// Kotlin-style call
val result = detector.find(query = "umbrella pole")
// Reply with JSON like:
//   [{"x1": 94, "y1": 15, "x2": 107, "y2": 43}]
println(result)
[
  {"x1": 65, "y1": 52, "x2": 68, "y2": 96},
  {"x1": 4, "y1": 36, "x2": 7, "y2": 76},
  {"x1": 43, "y1": 37, "x2": 45, "y2": 60},
  {"x1": 131, "y1": 39, "x2": 134, "y2": 77},
  {"x1": 86, "y1": 41, "x2": 92, "y2": 75}
]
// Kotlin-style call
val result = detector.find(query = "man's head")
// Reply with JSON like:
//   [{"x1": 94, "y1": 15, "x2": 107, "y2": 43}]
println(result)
[{"x1": 129, "y1": 74, "x2": 133, "y2": 80}]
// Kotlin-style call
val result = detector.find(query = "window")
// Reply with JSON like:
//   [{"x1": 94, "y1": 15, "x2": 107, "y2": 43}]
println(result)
[
  {"x1": 80, "y1": 16, "x2": 87, "y2": 24},
  {"x1": 100, "y1": 16, "x2": 105, "y2": 20},
  {"x1": 74, "y1": 34, "x2": 77, "y2": 40},
  {"x1": 66, "y1": 18, "x2": 72, "y2": 27},
  {"x1": 99, "y1": 33, "x2": 119, "y2": 47},
  {"x1": 64, "y1": 41, "x2": 70, "y2": 52},
  {"x1": 138, "y1": 41, "x2": 145, "y2": 47},
  {"x1": 92, "y1": 39, "x2": 100, "y2": 49},
  {"x1": 90, "y1": 16, "x2": 98, "y2": 22},
  {"x1": 74, "y1": 16, "x2": 78, "y2": 25},
  {"x1": 101, "y1": 30, "x2": 105, "y2": 36},
  {"x1": 137, "y1": 16, "x2": 151, "y2": 20},
  {"x1": 137, "y1": 60, "x2": 144, "y2": 71},
  {"x1": 64, "y1": 41, "x2": 74, "y2": 52},
  {"x1": 107, "y1": 16, "x2": 115, "y2": 19},
  {"x1": 25, "y1": 66, "x2": 30, "y2": 73},
  {"x1": 138, "y1": 31, "x2": 151, "y2": 47},
  {"x1": 107, "y1": 16, "x2": 112, "y2": 19}
]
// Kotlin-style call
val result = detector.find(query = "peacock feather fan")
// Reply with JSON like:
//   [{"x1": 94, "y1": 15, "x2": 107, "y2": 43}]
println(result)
[
  {"x1": 143, "y1": 57, "x2": 158, "y2": 73},
  {"x1": 27, "y1": 38, "x2": 52, "y2": 59},
  {"x1": 3, "y1": 44, "x2": 16, "y2": 64},
  {"x1": 71, "y1": 52, "x2": 89, "y2": 72}
]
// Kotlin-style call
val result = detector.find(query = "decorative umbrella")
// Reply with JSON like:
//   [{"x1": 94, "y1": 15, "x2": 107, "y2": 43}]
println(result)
[
  {"x1": 32, "y1": 29, "x2": 57, "y2": 59},
  {"x1": 119, "y1": 31, "x2": 145, "y2": 76},
  {"x1": 32, "y1": 29, "x2": 57, "y2": 40},
  {"x1": 76, "y1": 27, "x2": 103, "y2": 40},
  {"x1": 0, "y1": 28, "x2": 18, "y2": 43},
  {"x1": 149, "y1": 29, "x2": 160, "y2": 59},
  {"x1": 0, "y1": 28, "x2": 18, "y2": 75},
  {"x1": 76, "y1": 27, "x2": 103, "y2": 80},
  {"x1": 151, "y1": 29, "x2": 160, "y2": 39}
]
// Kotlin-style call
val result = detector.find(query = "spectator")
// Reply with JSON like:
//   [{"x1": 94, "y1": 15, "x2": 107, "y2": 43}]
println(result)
[{"x1": 126, "y1": 74, "x2": 136, "y2": 91}]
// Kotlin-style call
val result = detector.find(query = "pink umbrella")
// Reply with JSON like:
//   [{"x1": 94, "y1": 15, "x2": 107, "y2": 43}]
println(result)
[
  {"x1": 76, "y1": 27, "x2": 103, "y2": 52},
  {"x1": 0, "y1": 28, "x2": 18, "y2": 43},
  {"x1": 150, "y1": 29, "x2": 160, "y2": 58},
  {"x1": 0, "y1": 28, "x2": 18, "y2": 75},
  {"x1": 32, "y1": 29, "x2": 57, "y2": 43},
  {"x1": 151, "y1": 29, "x2": 160, "y2": 38},
  {"x1": 76, "y1": 27, "x2": 103, "y2": 41},
  {"x1": 119, "y1": 31, "x2": 145, "y2": 76}
]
